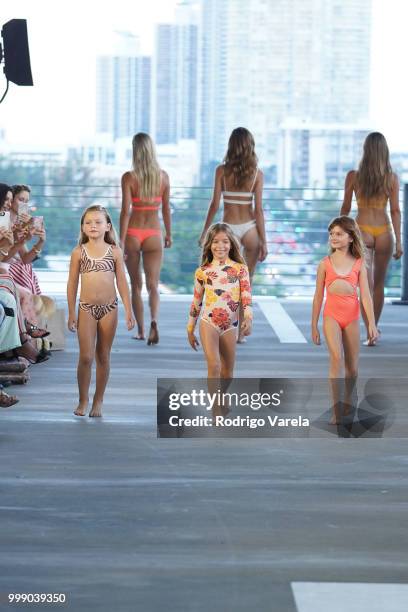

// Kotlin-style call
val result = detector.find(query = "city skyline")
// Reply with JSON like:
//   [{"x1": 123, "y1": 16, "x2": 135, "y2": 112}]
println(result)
[
  {"x1": 92, "y1": 0, "x2": 376, "y2": 187},
  {"x1": 0, "y1": 0, "x2": 407, "y2": 157}
]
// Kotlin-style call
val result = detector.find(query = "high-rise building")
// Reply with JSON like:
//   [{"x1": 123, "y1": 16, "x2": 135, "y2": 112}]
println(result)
[
  {"x1": 154, "y1": 1, "x2": 199, "y2": 144},
  {"x1": 96, "y1": 32, "x2": 151, "y2": 140},
  {"x1": 278, "y1": 120, "x2": 371, "y2": 188},
  {"x1": 198, "y1": 0, "x2": 371, "y2": 182},
  {"x1": 176, "y1": 2, "x2": 199, "y2": 140},
  {"x1": 154, "y1": 25, "x2": 179, "y2": 144}
]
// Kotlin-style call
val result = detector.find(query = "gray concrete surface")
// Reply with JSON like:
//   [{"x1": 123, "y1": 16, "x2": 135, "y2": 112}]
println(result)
[{"x1": 0, "y1": 299, "x2": 407, "y2": 612}]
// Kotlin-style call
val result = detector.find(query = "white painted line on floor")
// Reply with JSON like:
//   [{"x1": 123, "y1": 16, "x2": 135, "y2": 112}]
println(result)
[
  {"x1": 292, "y1": 582, "x2": 408, "y2": 612},
  {"x1": 258, "y1": 301, "x2": 307, "y2": 343}
]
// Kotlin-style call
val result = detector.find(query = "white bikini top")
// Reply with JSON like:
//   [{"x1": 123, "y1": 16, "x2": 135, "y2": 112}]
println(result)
[{"x1": 222, "y1": 168, "x2": 258, "y2": 206}]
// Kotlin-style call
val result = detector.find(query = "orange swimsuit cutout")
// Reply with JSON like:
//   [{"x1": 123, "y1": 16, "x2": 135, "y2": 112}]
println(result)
[
  {"x1": 127, "y1": 197, "x2": 162, "y2": 244},
  {"x1": 323, "y1": 256, "x2": 362, "y2": 329}
]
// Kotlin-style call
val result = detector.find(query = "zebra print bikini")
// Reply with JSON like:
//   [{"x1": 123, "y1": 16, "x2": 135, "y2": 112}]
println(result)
[
  {"x1": 79, "y1": 245, "x2": 118, "y2": 321},
  {"x1": 79, "y1": 245, "x2": 115, "y2": 274}
]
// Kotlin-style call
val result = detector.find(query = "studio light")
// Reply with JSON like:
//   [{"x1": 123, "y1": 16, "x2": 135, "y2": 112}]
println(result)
[{"x1": 0, "y1": 19, "x2": 33, "y2": 104}]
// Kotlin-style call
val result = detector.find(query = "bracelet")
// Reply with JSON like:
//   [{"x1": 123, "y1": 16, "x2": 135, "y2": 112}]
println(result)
[
  {"x1": 0, "y1": 249, "x2": 9, "y2": 256},
  {"x1": 33, "y1": 247, "x2": 42, "y2": 255}
]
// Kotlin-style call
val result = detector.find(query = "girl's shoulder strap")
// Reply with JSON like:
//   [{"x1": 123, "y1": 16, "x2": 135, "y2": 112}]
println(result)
[{"x1": 354, "y1": 257, "x2": 363, "y2": 272}]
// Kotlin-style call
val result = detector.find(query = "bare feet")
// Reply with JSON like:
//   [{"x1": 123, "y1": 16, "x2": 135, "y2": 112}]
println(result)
[
  {"x1": 89, "y1": 400, "x2": 103, "y2": 417},
  {"x1": 329, "y1": 401, "x2": 342, "y2": 425},
  {"x1": 147, "y1": 321, "x2": 159, "y2": 345},
  {"x1": 133, "y1": 327, "x2": 145, "y2": 340},
  {"x1": 329, "y1": 413, "x2": 339, "y2": 425},
  {"x1": 74, "y1": 402, "x2": 88, "y2": 416}
]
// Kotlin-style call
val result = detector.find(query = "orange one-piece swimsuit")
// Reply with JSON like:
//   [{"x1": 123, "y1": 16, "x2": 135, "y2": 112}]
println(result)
[{"x1": 323, "y1": 256, "x2": 362, "y2": 329}]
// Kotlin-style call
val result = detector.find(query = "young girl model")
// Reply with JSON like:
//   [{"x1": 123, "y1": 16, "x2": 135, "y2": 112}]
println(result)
[
  {"x1": 188, "y1": 223, "x2": 252, "y2": 380},
  {"x1": 120, "y1": 133, "x2": 171, "y2": 345},
  {"x1": 311, "y1": 216, "x2": 378, "y2": 424},
  {"x1": 199, "y1": 127, "x2": 266, "y2": 342},
  {"x1": 67, "y1": 206, "x2": 135, "y2": 417},
  {"x1": 340, "y1": 132, "x2": 402, "y2": 345}
]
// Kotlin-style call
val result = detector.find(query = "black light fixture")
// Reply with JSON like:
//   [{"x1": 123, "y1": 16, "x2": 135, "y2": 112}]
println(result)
[{"x1": 0, "y1": 19, "x2": 33, "y2": 104}]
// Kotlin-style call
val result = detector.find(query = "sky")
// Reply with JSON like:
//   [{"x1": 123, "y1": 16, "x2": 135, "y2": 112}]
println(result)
[{"x1": 0, "y1": 0, "x2": 407, "y2": 152}]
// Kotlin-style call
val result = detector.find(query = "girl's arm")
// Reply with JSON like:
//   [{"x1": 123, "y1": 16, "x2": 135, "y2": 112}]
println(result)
[
  {"x1": 311, "y1": 260, "x2": 326, "y2": 344},
  {"x1": 253, "y1": 170, "x2": 268, "y2": 261},
  {"x1": 187, "y1": 268, "x2": 205, "y2": 349},
  {"x1": 113, "y1": 247, "x2": 135, "y2": 330},
  {"x1": 239, "y1": 264, "x2": 253, "y2": 336},
  {"x1": 67, "y1": 248, "x2": 81, "y2": 331},
  {"x1": 119, "y1": 173, "x2": 132, "y2": 249},
  {"x1": 359, "y1": 263, "x2": 378, "y2": 342},
  {"x1": 199, "y1": 166, "x2": 223, "y2": 245},
  {"x1": 340, "y1": 170, "x2": 355, "y2": 215},
  {"x1": 161, "y1": 171, "x2": 172, "y2": 248},
  {"x1": 389, "y1": 173, "x2": 403, "y2": 259}
]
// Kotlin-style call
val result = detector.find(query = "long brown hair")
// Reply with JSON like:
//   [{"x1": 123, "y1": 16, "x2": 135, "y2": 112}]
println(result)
[
  {"x1": 356, "y1": 132, "x2": 393, "y2": 199},
  {"x1": 200, "y1": 223, "x2": 245, "y2": 266},
  {"x1": 12, "y1": 184, "x2": 31, "y2": 197},
  {"x1": 223, "y1": 127, "x2": 258, "y2": 189},
  {"x1": 132, "y1": 132, "x2": 161, "y2": 199},
  {"x1": 78, "y1": 205, "x2": 118, "y2": 245},
  {"x1": 328, "y1": 216, "x2": 365, "y2": 259},
  {"x1": 0, "y1": 183, "x2": 12, "y2": 209}
]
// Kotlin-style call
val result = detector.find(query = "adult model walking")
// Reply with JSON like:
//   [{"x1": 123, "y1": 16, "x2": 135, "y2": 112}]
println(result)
[
  {"x1": 120, "y1": 133, "x2": 171, "y2": 345},
  {"x1": 340, "y1": 132, "x2": 403, "y2": 345},
  {"x1": 199, "y1": 127, "x2": 267, "y2": 341}
]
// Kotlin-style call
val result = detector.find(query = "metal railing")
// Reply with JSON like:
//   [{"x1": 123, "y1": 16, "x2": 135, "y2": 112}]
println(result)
[{"x1": 25, "y1": 185, "x2": 404, "y2": 298}]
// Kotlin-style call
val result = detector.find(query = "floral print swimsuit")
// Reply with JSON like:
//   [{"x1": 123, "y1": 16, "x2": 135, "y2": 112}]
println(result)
[{"x1": 187, "y1": 258, "x2": 253, "y2": 335}]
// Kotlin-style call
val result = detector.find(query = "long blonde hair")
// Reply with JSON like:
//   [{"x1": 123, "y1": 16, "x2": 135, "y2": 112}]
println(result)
[
  {"x1": 132, "y1": 132, "x2": 161, "y2": 200},
  {"x1": 78, "y1": 205, "x2": 118, "y2": 245},
  {"x1": 201, "y1": 223, "x2": 245, "y2": 266},
  {"x1": 356, "y1": 132, "x2": 393, "y2": 199},
  {"x1": 328, "y1": 216, "x2": 365, "y2": 259},
  {"x1": 223, "y1": 127, "x2": 258, "y2": 189}
]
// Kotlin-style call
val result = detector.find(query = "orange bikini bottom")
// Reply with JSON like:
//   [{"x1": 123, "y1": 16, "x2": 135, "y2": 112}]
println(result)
[
  {"x1": 127, "y1": 227, "x2": 161, "y2": 245},
  {"x1": 358, "y1": 223, "x2": 392, "y2": 238}
]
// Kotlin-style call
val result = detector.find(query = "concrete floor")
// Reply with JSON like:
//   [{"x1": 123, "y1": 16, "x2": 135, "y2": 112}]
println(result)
[{"x1": 0, "y1": 299, "x2": 407, "y2": 611}]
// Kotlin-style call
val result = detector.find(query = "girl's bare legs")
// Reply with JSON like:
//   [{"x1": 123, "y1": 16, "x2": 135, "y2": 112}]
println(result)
[
  {"x1": 75, "y1": 309, "x2": 97, "y2": 416},
  {"x1": 372, "y1": 232, "x2": 393, "y2": 324},
  {"x1": 218, "y1": 330, "x2": 237, "y2": 415},
  {"x1": 219, "y1": 330, "x2": 237, "y2": 379},
  {"x1": 90, "y1": 308, "x2": 118, "y2": 417},
  {"x1": 239, "y1": 227, "x2": 260, "y2": 342},
  {"x1": 142, "y1": 236, "x2": 163, "y2": 345},
  {"x1": 199, "y1": 320, "x2": 222, "y2": 378},
  {"x1": 125, "y1": 236, "x2": 144, "y2": 339},
  {"x1": 342, "y1": 320, "x2": 360, "y2": 412},
  {"x1": 323, "y1": 316, "x2": 344, "y2": 424},
  {"x1": 200, "y1": 322, "x2": 237, "y2": 417}
]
